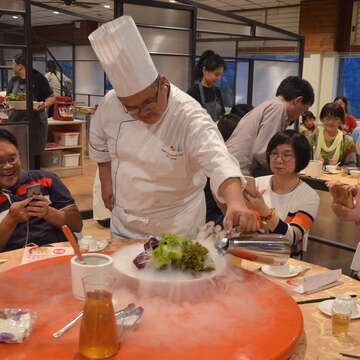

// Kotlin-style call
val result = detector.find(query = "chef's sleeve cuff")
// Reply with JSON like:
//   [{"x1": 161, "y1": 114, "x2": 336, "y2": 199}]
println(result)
[
  {"x1": 88, "y1": 140, "x2": 111, "y2": 163},
  {"x1": 210, "y1": 169, "x2": 246, "y2": 204}
]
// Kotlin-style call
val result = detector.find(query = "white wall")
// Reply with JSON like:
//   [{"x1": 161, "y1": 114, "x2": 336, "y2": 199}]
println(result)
[{"x1": 303, "y1": 53, "x2": 339, "y2": 117}]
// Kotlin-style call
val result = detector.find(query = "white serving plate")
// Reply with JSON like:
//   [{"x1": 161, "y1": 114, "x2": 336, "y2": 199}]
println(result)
[{"x1": 112, "y1": 240, "x2": 228, "y2": 302}]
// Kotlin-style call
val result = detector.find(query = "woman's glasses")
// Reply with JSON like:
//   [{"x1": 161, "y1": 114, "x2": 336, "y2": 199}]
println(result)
[{"x1": 269, "y1": 151, "x2": 294, "y2": 162}]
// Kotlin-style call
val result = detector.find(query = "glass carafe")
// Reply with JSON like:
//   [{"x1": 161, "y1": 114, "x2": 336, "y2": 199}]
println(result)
[{"x1": 79, "y1": 274, "x2": 119, "y2": 359}]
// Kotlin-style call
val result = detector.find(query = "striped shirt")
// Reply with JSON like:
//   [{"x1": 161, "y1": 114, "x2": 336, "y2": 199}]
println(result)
[
  {"x1": 255, "y1": 175, "x2": 319, "y2": 254},
  {"x1": 0, "y1": 170, "x2": 75, "y2": 252}
]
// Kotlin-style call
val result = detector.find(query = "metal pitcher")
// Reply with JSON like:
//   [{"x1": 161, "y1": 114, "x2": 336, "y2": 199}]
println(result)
[{"x1": 215, "y1": 232, "x2": 290, "y2": 265}]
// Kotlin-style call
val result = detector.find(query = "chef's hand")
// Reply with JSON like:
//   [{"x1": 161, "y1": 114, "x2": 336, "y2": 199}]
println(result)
[
  {"x1": 34, "y1": 101, "x2": 46, "y2": 112},
  {"x1": 8, "y1": 198, "x2": 32, "y2": 224},
  {"x1": 224, "y1": 201, "x2": 258, "y2": 234},
  {"x1": 27, "y1": 195, "x2": 50, "y2": 218},
  {"x1": 101, "y1": 180, "x2": 114, "y2": 211}
]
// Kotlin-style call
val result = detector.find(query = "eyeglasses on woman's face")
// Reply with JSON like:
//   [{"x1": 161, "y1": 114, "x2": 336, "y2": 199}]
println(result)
[{"x1": 269, "y1": 150, "x2": 295, "y2": 163}]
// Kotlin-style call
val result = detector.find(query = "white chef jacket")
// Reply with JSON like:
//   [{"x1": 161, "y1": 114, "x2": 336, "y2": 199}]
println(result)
[{"x1": 89, "y1": 83, "x2": 245, "y2": 239}]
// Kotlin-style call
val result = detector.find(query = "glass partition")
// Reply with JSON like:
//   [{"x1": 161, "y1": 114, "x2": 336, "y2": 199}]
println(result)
[{"x1": 252, "y1": 60, "x2": 298, "y2": 106}]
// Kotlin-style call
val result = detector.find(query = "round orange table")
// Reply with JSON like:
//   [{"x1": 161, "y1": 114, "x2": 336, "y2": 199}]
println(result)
[{"x1": 0, "y1": 256, "x2": 302, "y2": 360}]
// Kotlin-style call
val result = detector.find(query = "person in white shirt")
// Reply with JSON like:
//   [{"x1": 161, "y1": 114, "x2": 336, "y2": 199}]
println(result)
[
  {"x1": 88, "y1": 16, "x2": 258, "y2": 240},
  {"x1": 244, "y1": 130, "x2": 320, "y2": 256},
  {"x1": 45, "y1": 60, "x2": 72, "y2": 97},
  {"x1": 226, "y1": 77, "x2": 314, "y2": 176}
]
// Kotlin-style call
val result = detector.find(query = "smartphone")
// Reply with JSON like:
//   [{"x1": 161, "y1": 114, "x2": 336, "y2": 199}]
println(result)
[
  {"x1": 26, "y1": 184, "x2": 41, "y2": 198},
  {"x1": 244, "y1": 176, "x2": 257, "y2": 197},
  {"x1": 330, "y1": 184, "x2": 354, "y2": 209}
]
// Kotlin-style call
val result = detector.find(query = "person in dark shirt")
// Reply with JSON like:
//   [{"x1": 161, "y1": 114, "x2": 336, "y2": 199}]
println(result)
[
  {"x1": 0, "y1": 129, "x2": 82, "y2": 252},
  {"x1": 205, "y1": 104, "x2": 254, "y2": 225},
  {"x1": 187, "y1": 50, "x2": 225, "y2": 121},
  {"x1": 7, "y1": 54, "x2": 55, "y2": 170}
]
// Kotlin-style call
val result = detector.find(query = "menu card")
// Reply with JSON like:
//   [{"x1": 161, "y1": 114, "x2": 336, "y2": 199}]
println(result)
[
  {"x1": 21, "y1": 246, "x2": 74, "y2": 264},
  {"x1": 286, "y1": 269, "x2": 342, "y2": 294}
]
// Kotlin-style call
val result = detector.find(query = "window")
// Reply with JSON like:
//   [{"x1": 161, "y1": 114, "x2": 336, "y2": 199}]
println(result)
[
  {"x1": 217, "y1": 61, "x2": 235, "y2": 108},
  {"x1": 338, "y1": 58, "x2": 360, "y2": 119}
]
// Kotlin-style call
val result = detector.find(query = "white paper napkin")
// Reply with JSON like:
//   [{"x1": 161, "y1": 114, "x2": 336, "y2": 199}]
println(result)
[{"x1": 288, "y1": 269, "x2": 342, "y2": 294}]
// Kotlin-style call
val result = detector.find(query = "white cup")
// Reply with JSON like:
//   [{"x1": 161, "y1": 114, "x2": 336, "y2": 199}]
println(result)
[
  {"x1": 305, "y1": 160, "x2": 323, "y2": 178},
  {"x1": 70, "y1": 253, "x2": 114, "y2": 300},
  {"x1": 325, "y1": 165, "x2": 337, "y2": 173},
  {"x1": 269, "y1": 263, "x2": 290, "y2": 275}
]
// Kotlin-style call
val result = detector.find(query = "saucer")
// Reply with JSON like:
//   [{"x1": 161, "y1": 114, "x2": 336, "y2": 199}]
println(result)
[
  {"x1": 261, "y1": 264, "x2": 304, "y2": 278},
  {"x1": 318, "y1": 299, "x2": 360, "y2": 319},
  {"x1": 325, "y1": 170, "x2": 340, "y2": 175},
  {"x1": 79, "y1": 238, "x2": 109, "y2": 252}
]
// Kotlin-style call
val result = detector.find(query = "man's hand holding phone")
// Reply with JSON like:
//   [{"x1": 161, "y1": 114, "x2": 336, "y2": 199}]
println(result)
[{"x1": 26, "y1": 184, "x2": 50, "y2": 219}]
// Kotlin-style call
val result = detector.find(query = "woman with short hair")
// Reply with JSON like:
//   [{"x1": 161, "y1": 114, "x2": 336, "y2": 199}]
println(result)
[
  {"x1": 308, "y1": 102, "x2": 356, "y2": 166},
  {"x1": 244, "y1": 130, "x2": 320, "y2": 256}
]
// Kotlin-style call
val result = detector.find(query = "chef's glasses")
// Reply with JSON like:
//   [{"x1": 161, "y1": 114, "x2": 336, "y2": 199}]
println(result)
[{"x1": 120, "y1": 76, "x2": 161, "y2": 116}]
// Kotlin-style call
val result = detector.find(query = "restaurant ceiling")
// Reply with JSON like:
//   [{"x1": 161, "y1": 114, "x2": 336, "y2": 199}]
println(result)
[{"x1": 2, "y1": 0, "x2": 301, "y2": 27}]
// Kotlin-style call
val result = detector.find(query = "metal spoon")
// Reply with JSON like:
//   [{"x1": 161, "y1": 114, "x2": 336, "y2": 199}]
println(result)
[{"x1": 52, "y1": 302, "x2": 136, "y2": 338}]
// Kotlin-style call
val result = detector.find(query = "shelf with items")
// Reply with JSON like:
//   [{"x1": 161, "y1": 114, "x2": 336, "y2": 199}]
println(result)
[{"x1": 40, "y1": 118, "x2": 86, "y2": 178}]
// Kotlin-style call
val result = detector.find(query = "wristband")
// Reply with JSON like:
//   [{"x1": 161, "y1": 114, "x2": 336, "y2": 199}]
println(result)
[{"x1": 261, "y1": 208, "x2": 275, "y2": 222}]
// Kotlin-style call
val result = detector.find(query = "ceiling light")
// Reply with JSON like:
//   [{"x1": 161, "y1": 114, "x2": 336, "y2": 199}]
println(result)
[
  {"x1": 12, "y1": 16, "x2": 19, "y2": 19},
  {"x1": 53, "y1": 11, "x2": 60, "y2": 14},
  {"x1": 169, "y1": 0, "x2": 176, "y2": 2},
  {"x1": 104, "y1": 4, "x2": 111, "y2": 8}
]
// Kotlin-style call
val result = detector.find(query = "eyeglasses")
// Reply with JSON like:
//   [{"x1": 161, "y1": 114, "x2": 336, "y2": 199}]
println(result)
[
  {"x1": 121, "y1": 76, "x2": 161, "y2": 116},
  {"x1": 269, "y1": 151, "x2": 295, "y2": 162},
  {"x1": 0, "y1": 155, "x2": 19, "y2": 168}
]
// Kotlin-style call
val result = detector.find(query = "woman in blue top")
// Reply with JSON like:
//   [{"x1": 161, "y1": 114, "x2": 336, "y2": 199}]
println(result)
[{"x1": 187, "y1": 50, "x2": 226, "y2": 121}]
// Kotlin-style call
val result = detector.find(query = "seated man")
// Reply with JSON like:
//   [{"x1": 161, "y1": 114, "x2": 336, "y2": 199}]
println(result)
[{"x1": 0, "y1": 129, "x2": 82, "y2": 252}]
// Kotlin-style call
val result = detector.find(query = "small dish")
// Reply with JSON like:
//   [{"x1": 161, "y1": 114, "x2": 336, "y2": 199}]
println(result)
[
  {"x1": 318, "y1": 299, "x2": 360, "y2": 319},
  {"x1": 325, "y1": 165, "x2": 338, "y2": 173},
  {"x1": 78, "y1": 237, "x2": 109, "y2": 252},
  {"x1": 261, "y1": 264, "x2": 304, "y2": 278},
  {"x1": 325, "y1": 169, "x2": 340, "y2": 174}
]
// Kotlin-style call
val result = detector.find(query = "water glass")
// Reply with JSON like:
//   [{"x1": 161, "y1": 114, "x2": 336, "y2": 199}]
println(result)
[{"x1": 332, "y1": 294, "x2": 353, "y2": 335}]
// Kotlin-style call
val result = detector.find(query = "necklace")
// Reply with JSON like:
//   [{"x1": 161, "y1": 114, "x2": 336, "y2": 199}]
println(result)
[{"x1": 271, "y1": 176, "x2": 300, "y2": 194}]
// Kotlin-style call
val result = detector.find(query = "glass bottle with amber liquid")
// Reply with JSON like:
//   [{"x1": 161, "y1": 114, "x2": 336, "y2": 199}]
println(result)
[{"x1": 79, "y1": 274, "x2": 119, "y2": 359}]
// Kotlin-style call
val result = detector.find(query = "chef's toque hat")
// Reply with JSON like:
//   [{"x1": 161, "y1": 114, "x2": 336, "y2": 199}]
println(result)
[{"x1": 88, "y1": 16, "x2": 158, "y2": 98}]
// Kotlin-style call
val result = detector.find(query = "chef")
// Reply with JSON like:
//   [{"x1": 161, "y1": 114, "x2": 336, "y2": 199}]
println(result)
[{"x1": 89, "y1": 16, "x2": 258, "y2": 240}]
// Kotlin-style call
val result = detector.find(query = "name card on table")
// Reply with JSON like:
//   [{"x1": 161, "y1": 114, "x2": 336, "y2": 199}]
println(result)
[
  {"x1": 21, "y1": 246, "x2": 74, "y2": 264},
  {"x1": 287, "y1": 269, "x2": 342, "y2": 294}
]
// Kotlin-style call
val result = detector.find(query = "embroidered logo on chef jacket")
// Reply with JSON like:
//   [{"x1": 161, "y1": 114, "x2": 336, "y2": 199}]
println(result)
[{"x1": 161, "y1": 144, "x2": 184, "y2": 160}]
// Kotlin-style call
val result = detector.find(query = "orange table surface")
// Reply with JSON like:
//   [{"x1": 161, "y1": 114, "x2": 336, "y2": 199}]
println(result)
[{"x1": 0, "y1": 255, "x2": 302, "y2": 360}]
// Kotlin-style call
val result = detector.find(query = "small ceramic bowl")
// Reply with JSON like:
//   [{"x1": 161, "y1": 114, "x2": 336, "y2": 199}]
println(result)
[{"x1": 325, "y1": 165, "x2": 338, "y2": 173}]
